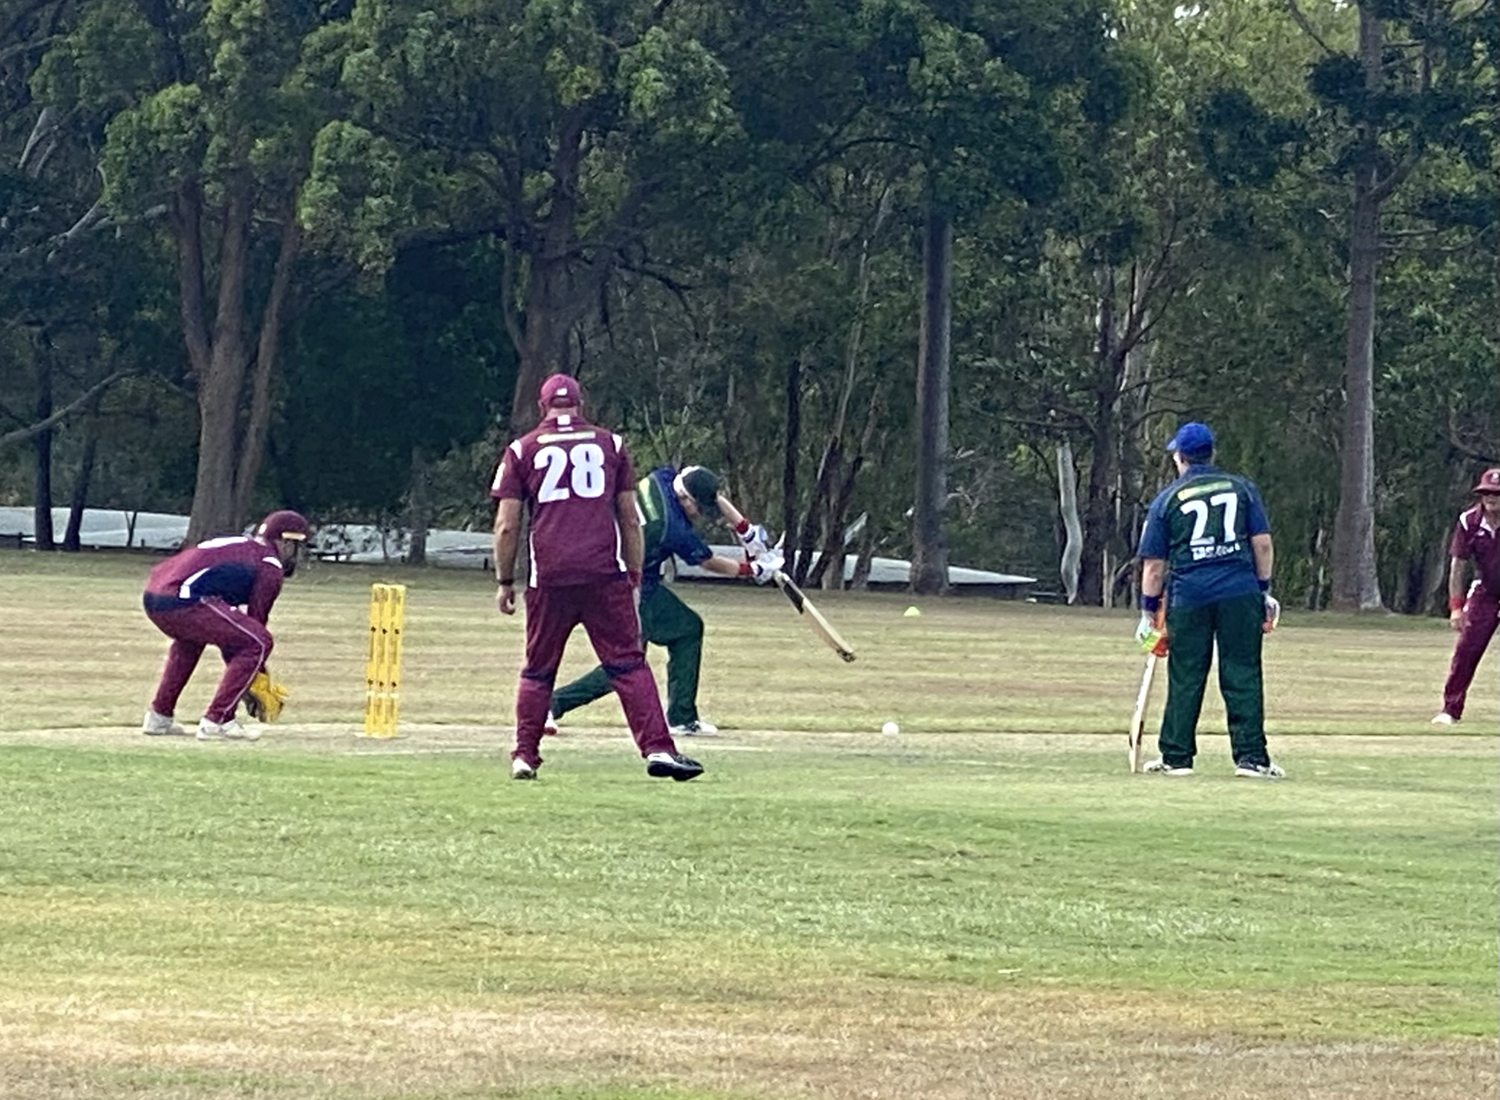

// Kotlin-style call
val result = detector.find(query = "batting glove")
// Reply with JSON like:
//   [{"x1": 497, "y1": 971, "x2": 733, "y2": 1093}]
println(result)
[
  {"x1": 749, "y1": 549, "x2": 784, "y2": 585},
  {"x1": 739, "y1": 522, "x2": 771, "y2": 560},
  {"x1": 1263, "y1": 592, "x2": 1281, "y2": 633},
  {"x1": 1134, "y1": 613, "x2": 1158, "y2": 652}
]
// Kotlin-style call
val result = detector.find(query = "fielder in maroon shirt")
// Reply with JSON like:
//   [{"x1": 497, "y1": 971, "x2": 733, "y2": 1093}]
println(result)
[
  {"x1": 491, "y1": 373, "x2": 702, "y2": 781},
  {"x1": 1433, "y1": 468, "x2": 1499, "y2": 725},
  {"x1": 140, "y1": 510, "x2": 309, "y2": 741}
]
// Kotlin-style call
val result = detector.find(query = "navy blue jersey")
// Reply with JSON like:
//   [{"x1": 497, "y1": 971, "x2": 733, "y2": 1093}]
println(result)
[
  {"x1": 1138, "y1": 464, "x2": 1270, "y2": 610},
  {"x1": 636, "y1": 467, "x2": 713, "y2": 593}
]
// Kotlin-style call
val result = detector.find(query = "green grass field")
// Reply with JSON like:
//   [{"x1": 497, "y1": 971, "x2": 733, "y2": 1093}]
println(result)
[{"x1": 0, "y1": 551, "x2": 1495, "y2": 1100}]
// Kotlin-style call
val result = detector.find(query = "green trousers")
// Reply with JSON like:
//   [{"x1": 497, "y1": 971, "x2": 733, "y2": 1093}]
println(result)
[
  {"x1": 550, "y1": 583, "x2": 704, "y2": 727},
  {"x1": 1159, "y1": 591, "x2": 1269, "y2": 768}
]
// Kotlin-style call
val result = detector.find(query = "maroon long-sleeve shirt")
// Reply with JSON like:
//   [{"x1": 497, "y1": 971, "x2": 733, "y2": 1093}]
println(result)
[{"x1": 143, "y1": 536, "x2": 286, "y2": 623}]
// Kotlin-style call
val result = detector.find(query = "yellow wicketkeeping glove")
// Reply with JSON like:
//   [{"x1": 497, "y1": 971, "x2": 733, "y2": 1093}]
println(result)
[{"x1": 244, "y1": 670, "x2": 289, "y2": 723}]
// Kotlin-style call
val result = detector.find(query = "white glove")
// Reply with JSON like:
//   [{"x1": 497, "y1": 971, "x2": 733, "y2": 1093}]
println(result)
[
  {"x1": 739, "y1": 522, "x2": 771, "y2": 559},
  {"x1": 749, "y1": 549, "x2": 784, "y2": 585},
  {"x1": 1134, "y1": 613, "x2": 1158, "y2": 651},
  {"x1": 1263, "y1": 592, "x2": 1281, "y2": 633}
]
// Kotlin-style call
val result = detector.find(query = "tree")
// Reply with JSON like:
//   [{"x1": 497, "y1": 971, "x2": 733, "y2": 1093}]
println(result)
[
  {"x1": 302, "y1": 0, "x2": 740, "y2": 434},
  {"x1": 1296, "y1": 0, "x2": 1497, "y2": 610},
  {"x1": 34, "y1": 0, "x2": 341, "y2": 540},
  {"x1": 274, "y1": 240, "x2": 514, "y2": 538}
]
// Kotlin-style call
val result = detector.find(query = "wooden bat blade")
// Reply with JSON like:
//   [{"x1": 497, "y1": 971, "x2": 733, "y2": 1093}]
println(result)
[
  {"x1": 1128, "y1": 652, "x2": 1157, "y2": 773},
  {"x1": 774, "y1": 572, "x2": 857, "y2": 663}
]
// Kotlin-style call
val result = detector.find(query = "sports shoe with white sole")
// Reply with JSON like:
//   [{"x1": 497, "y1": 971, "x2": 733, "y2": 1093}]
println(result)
[
  {"x1": 141, "y1": 709, "x2": 187, "y2": 737},
  {"x1": 669, "y1": 720, "x2": 718, "y2": 736},
  {"x1": 1430, "y1": 712, "x2": 1457, "y2": 726},
  {"x1": 543, "y1": 711, "x2": 560, "y2": 736},
  {"x1": 646, "y1": 751, "x2": 705, "y2": 781},
  {"x1": 1234, "y1": 760, "x2": 1286, "y2": 780},
  {"x1": 1142, "y1": 758, "x2": 1194, "y2": 776},
  {"x1": 511, "y1": 758, "x2": 538, "y2": 780},
  {"x1": 196, "y1": 717, "x2": 260, "y2": 742}
]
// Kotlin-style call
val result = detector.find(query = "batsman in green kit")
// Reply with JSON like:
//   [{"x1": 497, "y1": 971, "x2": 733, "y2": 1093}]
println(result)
[
  {"x1": 1135, "y1": 422, "x2": 1285, "y2": 779},
  {"x1": 547, "y1": 465, "x2": 782, "y2": 736}
]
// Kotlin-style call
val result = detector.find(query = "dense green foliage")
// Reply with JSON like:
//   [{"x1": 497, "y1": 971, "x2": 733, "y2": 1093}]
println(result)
[{"x1": 0, "y1": 0, "x2": 1494, "y2": 607}]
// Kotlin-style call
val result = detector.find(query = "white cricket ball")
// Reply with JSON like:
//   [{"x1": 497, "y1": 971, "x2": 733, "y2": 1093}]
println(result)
[{"x1": 881, "y1": 721, "x2": 900, "y2": 736}]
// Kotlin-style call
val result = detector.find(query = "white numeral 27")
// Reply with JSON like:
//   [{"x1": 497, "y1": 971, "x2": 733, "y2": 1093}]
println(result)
[{"x1": 1180, "y1": 491, "x2": 1238, "y2": 545}]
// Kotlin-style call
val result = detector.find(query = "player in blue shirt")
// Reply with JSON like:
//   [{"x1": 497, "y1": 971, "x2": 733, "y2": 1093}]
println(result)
[
  {"x1": 1135, "y1": 422, "x2": 1284, "y2": 779},
  {"x1": 548, "y1": 465, "x2": 782, "y2": 736}
]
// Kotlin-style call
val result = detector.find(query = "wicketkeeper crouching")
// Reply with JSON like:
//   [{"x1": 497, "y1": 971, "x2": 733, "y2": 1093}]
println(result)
[{"x1": 140, "y1": 510, "x2": 306, "y2": 741}]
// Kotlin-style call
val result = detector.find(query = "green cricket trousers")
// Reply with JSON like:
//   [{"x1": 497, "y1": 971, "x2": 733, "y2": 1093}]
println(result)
[
  {"x1": 549, "y1": 582, "x2": 705, "y2": 727},
  {"x1": 1159, "y1": 591, "x2": 1270, "y2": 768}
]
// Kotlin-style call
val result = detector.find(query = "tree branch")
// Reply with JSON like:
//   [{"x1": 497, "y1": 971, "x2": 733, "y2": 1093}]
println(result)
[
  {"x1": 1285, "y1": 0, "x2": 1336, "y2": 56},
  {"x1": 0, "y1": 371, "x2": 132, "y2": 451}
]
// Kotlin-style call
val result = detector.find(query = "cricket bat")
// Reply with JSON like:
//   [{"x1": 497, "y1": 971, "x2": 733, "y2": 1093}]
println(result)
[
  {"x1": 1127, "y1": 651, "x2": 1157, "y2": 773},
  {"x1": 1128, "y1": 610, "x2": 1168, "y2": 773},
  {"x1": 773, "y1": 571, "x2": 857, "y2": 663}
]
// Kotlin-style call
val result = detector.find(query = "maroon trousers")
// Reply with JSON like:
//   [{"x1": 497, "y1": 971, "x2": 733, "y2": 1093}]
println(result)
[
  {"x1": 146, "y1": 598, "x2": 272, "y2": 724},
  {"x1": 514, "y1": 580, "x2": 676, "y2": 768},
  {"x1": 1443, "y1": 594, "x2": 1499, "y2": 720}
]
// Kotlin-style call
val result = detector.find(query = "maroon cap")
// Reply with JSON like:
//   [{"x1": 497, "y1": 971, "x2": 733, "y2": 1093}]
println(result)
[
  {"x1": 538, "y1": 373, "x2": 584, "y2": 409},
  {"x1": 1475, "y1": 468, "x2": 1500, "y2": 494},
  {"x1": 256, "y1": 510, "x2": 310, "y2": 541}
]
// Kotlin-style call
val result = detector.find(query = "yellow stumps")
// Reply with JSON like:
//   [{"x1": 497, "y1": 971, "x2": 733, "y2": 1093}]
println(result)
[{"x1": 363, "y1": 583, "x2": 406, "y2": 737}]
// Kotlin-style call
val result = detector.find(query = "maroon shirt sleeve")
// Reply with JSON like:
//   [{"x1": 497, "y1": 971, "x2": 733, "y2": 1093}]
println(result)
[
  {"x1": 245, "y1": 556, "x2": 286, "y2": 624},
  {"x1": 1449, "y1": 512, "x2": 1473, "y2": 560},
  {"x1": 492, "y1": 439, "x2": 529, "y2": 502},
  {"x1": 614, "y1": 438, "x2": 636, "y2": 491}
]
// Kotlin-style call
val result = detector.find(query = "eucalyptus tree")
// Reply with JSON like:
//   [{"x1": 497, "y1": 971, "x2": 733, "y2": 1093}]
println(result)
[
  {"x1": 1292, "y1": 0, "x2": 1497, "y2": 610},
  {"x1": 301, "y1": 0, "x2": 742, "y2": 435},
  {"x1": 0, "y1": 0, "x2": 184, "y2": 544},
  {"x1": 28, "y1": 0, "x2": 344, "y2": 541}
]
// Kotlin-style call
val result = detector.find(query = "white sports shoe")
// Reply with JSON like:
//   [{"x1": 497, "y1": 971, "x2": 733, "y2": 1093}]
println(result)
[
  {"x1": 1142, "y1": 759, "x2": 1194, "y2": 776},
  {"x1": 511, "y1": 758, "x2": 537, "y2": 780},
  {"x1": 543, "y1": 712, "x2": 560, "y2": 736},
  {"x1": 1430, "y1": 712, "x2": 1457, "y2": 726},
  {"x1": 141, "y1": 710, "x2": 187, "y2": 737},
  {"x1": 196, "y1": 717, "x2": 260, "y2": 742},
  {"x1": 670, "y1": 720, "x2": 718, "y2": 736}
]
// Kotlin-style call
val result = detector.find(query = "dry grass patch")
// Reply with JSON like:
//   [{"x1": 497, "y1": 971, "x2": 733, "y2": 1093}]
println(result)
[{"x1": 2, "y1": 989, "x2": 1496, "y2": 1100}]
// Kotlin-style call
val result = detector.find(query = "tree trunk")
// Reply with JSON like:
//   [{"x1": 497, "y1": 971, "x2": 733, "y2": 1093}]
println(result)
[
  {"x1": 62, "y1": 400, "x2": 102, "y2": 552},
  {"x1": 782, "y1": 352, "x2": 802, "y2": 557},
  {"x1": 793, "y1": 438, "x2": 837, "y2": 586},
  {"x1": 509, "y1": 118, "x2": 586, "y2": 434},
  {"x1": 1330, "y1": 5, "x2": 1386, "y2": 612},
  {"x1": 32, "y1": 354, "x2": 55, "y2": 551},
  {"x1": 910, "y1": 209, "x2": 951, "y2": 595},
  {"x1": 405, "y1": 445, "x2": 432, "y2": 566},
  {"x1": 1077, "y1": 406, "x2": 1116, "y2": 607},
  {"x1": 810, "y1": 390, "x2": 884, "y2": 590},
  {"x1": 232, "y1": 203, "x2": 302, "y2": 527},
  {"x1": 1078, "y1": 262, "x2": 1122, "y2": 606},
  {"x1": 1056, "y1": 441, "x2": 1082, "y2": 604},
  {"x1": 184, "y1": 183, "x2": 254, "y2": 543}
]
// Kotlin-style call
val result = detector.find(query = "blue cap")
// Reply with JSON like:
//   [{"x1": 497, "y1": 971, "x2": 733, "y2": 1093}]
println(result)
[{"x1": 1167, "y1": 422, "x2": 1215, "y2": 458}]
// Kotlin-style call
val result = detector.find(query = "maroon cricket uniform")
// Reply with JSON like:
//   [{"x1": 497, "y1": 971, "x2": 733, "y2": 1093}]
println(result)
[
  {"x1": 492, "y1": 412, "x2": 677, "y2": 768},
  {"x1": 1442, "y1": 505, "x2": 1499, "y2": 720},
  {"x1": 143, "y1": 536, "x2": 286, "y2": 724}
]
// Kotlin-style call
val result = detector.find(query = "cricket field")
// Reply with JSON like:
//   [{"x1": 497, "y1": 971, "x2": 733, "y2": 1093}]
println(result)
[{"x1": 0, "y1": 552, "x2": 1495, "y2": 1100}]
